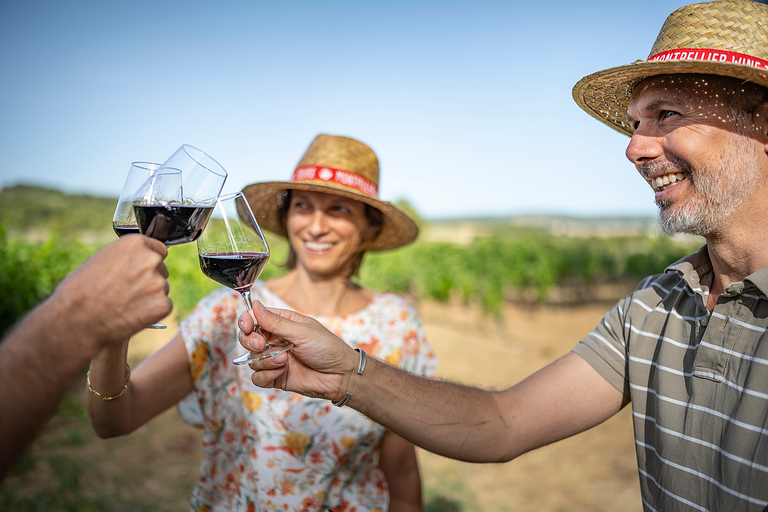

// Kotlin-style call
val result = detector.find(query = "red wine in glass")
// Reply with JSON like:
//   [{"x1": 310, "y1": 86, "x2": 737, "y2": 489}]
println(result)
[
  {"x1": 134, "y1": 204, "x2": 214, "y2": 246},
  {"x1": 113, "y1": 224, "x2": 141, "y2": 237},
  {"x1": 197, "y1": 192, "x2": 293, "y2": 364},
  {"x1": 199, "y1": 252, "x2": 269, "y2": 291}
]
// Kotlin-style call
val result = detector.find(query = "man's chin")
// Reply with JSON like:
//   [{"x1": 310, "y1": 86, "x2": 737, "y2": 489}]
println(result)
[
  {"x1": 658, "y1": 220, "x2": 682, "y2": 237},
  {"x1": 658, "y1": 210, "x2": 712, "y2": 238},
  {"x1": 658, "y1": 207, "x2": 693, "y2": 237}
]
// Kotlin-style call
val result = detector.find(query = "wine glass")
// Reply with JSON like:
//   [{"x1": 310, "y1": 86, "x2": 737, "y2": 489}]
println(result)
[
  {"x1": 113, "y1": 163, "x2": 177, "y2": 236},
  {"x1": 160, "y1": 144, "x2": 228, "y2": 206},
  {"x1": 132, "y1": 167, "x2": 208, "y2": 246},
  {"x1": 113, "y1": 163, "x2": 182, "y2": 329},
  {"x1": 197, "y1": 192, "x2": 293, "y2": 364},
  {"x1": 132, "y1": 145, "x2": 228, "y2": 246}
]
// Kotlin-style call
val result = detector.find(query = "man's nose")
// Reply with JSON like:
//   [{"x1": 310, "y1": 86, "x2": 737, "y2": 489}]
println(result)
[{"x1": 625, "y1": 126, "x2": 664, "y2": 165}]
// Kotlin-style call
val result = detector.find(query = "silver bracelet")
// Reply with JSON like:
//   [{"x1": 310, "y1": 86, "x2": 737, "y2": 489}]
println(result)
[{"x1": 332, "y1": 347, "x2": 366, "y2": 407}]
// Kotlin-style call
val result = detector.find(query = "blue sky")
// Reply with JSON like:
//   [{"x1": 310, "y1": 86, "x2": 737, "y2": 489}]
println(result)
[{"x1": 0, "y1": 0, "x2": 693, "y2": 219}]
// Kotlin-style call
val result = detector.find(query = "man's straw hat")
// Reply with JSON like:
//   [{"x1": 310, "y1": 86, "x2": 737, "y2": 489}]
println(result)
[
  {"x1": 573, "y1": 0, "x2": 768, "y2": 137},
  {"x1": 242, "y1": 134, "x2": 418, "y2": 251}
]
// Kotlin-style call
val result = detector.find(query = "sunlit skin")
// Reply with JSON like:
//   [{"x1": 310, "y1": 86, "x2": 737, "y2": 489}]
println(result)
[
  {"x1": 288, "y1": 191, "x2": 377, "y2": 278},
  {"x1": 266, "y1": 191, "x2": 379, "y2": 317},
  {"x1": 626, "y1": 74, "x2": 768, "y2": 308}
]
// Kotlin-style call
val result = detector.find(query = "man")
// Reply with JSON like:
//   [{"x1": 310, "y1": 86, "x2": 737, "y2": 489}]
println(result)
[
  {"x1": 239, "y1": 1, "x2": 768, "y2": 509},
  {"x1": 0, "y1": 234, "x2": 172, "y2": 481}
]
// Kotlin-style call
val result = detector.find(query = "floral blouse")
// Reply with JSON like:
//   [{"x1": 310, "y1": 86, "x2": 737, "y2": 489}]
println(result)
[{"x1": 178, "y1": 281, "x2": 437, "y2": 512}]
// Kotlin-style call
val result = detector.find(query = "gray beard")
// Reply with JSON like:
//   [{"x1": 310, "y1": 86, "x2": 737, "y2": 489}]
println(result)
[{"x1": 646, "y1": 136, "x2": 759, "y2": 237}]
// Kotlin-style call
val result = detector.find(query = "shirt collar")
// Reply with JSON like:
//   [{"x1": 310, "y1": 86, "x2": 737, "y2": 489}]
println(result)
[
  {"x1": 666, "y1": 245, "x2": 712, "y2": 298},
  {"x1": 666, "y1": 244, "x2": 768, "y2": 297},
  {"x1": 745, "y1": 264, "x2": 768, "y2": 297}
]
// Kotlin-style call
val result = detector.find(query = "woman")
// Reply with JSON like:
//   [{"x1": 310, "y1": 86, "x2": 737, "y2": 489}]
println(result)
[{"x1": 86, "y1": 134, "x2": 437, "y2": 511}]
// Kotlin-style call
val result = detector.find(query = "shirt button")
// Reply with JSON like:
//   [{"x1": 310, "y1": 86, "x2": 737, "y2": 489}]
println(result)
[{"x1": 701, "y1": 316, "x2": 709, "y2": 326}]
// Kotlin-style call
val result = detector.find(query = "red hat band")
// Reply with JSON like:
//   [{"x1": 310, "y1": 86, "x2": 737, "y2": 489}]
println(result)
[{"x1": 291, "y1": 165, "x2": 379, "y2": 198}]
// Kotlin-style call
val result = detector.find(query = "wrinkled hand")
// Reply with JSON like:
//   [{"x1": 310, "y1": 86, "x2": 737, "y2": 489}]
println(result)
[
  {"x1": 53, "y1": 234, "x2": 172, "y2": 351},
  {"x1": 238, "y1": 301, "x2": 358, "y2": 402}
]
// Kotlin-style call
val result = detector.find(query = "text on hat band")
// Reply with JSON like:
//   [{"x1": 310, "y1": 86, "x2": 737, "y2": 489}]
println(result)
[
  {"x1": 291, "y1": 165, "x2": 379, "y2": 198},
  {"x1": 649, "y1": 48, "x2": 768, "y2": 70}
]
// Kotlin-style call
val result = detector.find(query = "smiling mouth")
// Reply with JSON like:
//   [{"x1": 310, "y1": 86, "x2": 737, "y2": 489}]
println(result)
[
  {"x1": 651, "y1": 172, "x2": 687, "y2": 192},
  {"x1": 305, "y1": 241, "x2": 333, "y2": 251}
]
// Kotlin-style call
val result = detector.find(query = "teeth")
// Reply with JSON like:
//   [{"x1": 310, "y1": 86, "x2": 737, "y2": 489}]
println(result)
[
  {"x1": 652, "y1": 172, "x2": 686, "y2": 191},
  {"x1": 306, "y1": 241, "x2": 332, "y2": 251}
]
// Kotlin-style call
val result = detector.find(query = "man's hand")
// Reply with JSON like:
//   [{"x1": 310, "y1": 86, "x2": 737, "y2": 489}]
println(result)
[
  {"x1": 0, "y1": 234, "x2": 173, "y2": 480},
  {"x1": 53, "y1": 234, "x2": 172, "y2": 354},
  {"x1": 238, "y1": 301, "x2": 358, "y2": 403}
]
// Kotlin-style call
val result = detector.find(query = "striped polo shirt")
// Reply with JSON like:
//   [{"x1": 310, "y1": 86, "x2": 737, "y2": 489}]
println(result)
[{"x1": 573, "y1": 245, "x2": 768, "y2": 511}]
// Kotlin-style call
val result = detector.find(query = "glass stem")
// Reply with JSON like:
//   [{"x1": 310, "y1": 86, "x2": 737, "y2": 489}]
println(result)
[
  {"x1": 240, "y1": 289, "x2": 256, "y2": 326},
  {"x1": 240, "y1": 289, "x2": 271, "y2": 349}
]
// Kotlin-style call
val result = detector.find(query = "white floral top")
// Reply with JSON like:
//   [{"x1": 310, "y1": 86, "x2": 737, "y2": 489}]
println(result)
[{"x1": 178, "y1": 281, "x2": 437, "y2": 512}]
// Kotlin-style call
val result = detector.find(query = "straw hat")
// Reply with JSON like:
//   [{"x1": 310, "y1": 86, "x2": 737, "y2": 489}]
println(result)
[
  {"x1": 242, "y1": 134, "x2": 418, "y2": 251},
  {"x1": 573, "y1": 0, "x2": 768, "y2": 137}
]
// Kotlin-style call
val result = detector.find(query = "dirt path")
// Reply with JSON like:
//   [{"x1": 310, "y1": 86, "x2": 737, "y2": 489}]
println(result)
[{"x1": 416, "y1": 300, "x2": 641, "y2": 511}]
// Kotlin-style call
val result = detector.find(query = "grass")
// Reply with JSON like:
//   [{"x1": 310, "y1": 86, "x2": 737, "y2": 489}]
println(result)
[
  {"x1": 0, "y1": 378, "x2": 194, "y2": 512},
  {"x1": 422, "y1": 462, "x2": 479, "y2": 511}
]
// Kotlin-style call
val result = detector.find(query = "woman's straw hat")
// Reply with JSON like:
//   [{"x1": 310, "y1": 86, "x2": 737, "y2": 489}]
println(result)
[
  {"x1": 242, "y1": 134, "x2": 418, "y2": 251},
  {"x1": 573, "y1": 0, "x2": 768, "y2": 137}
]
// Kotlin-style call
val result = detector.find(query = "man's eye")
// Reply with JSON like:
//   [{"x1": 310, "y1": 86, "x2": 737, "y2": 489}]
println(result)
[{"x1": 661, "y1": 110, "x2": 679, "y2": 120}]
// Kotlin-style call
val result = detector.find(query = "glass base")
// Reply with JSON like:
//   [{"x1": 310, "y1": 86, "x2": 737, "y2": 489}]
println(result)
[
  {"x1": 148, "y1": 323, "x2": 167, "y2": 329},
  {"x1": 232, "y1": 343, "x2": 294, "y2": 365}
]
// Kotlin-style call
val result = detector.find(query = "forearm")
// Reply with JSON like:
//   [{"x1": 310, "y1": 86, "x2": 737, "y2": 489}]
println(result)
[
  {"x1": 389, "y1": 492, "x2": 423, "y2": 511},
  {"x1": 0, "y1": 298, "x2": 95, "y2": 479},
  {"x1": 241, "y1": 305, "x2": 626, "y2": 463},
  {"x1": 86, "y1": 334, "x2": 193, "y2": 438},
  {"x1": 241, "y1": 306, "x2": 515, "y2": 461},
  {"x1": 345, "y1": 353, "x2": 626, "y2": 463},
  {"x1": 0, "y1": 235, "x2": 172, "y2": 480},
  {"x1": 347, "y1": 357, "x2": 514, "y2": 463},
  {"x1": 86, "y1": 341, "x2": 135, "y2": 437},
  {"x1": 380, "y1": 434, "x2": 423, "y2": 512}
]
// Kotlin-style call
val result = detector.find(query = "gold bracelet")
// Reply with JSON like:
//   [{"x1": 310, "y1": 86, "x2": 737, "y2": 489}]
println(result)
[{"x1": 87, "y1": 364, "x2": 131, "y2": 402}]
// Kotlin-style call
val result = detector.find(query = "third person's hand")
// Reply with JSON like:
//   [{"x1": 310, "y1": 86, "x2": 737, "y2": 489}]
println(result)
[{"x1": 239, "y1": 301, "x2": 358, "y2": 403}]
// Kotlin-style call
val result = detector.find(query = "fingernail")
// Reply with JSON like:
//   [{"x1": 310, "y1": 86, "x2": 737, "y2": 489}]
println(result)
[{"x1": 238, "y1": 319, "x2": 244, "y2": 329}]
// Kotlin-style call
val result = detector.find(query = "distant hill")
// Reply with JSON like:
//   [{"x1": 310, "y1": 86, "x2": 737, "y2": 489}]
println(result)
[
  {"x1": 0, "y1": 184, "x2": 116, "y2": 241},
  {"x1": 454, "y1": 213, "x2": 658, "y2": 236},
  {"x1": 422, "y1": 213, "x2": 672, "y2": 246},
  {"x1": 429, "y1": 213, "x2": 659, "y2": 234},
  {"x1": 0, "y1": 183, "x2": 666, "y2": 242}
]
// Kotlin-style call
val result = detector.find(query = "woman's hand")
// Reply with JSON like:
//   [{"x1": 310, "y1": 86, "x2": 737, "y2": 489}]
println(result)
[{"x1": 239, "y1": 301, "x2": 358, "y2": 403}]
